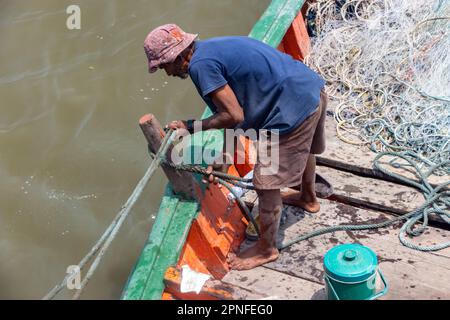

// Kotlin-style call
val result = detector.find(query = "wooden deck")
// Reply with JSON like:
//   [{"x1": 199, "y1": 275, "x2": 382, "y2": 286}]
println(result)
[{"x1": 220, "y1": 113, "x2": 450, "y2": 300}]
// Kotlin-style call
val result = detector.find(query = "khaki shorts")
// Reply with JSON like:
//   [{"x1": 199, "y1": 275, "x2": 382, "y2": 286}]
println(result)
[{"x1": 253, "y1": 89, "x2": 328, "y2": 190}]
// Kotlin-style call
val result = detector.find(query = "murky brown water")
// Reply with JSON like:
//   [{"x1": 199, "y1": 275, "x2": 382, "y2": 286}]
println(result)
[{"x1": 0, "y1": 0, "x2": 269, "y2": 299}]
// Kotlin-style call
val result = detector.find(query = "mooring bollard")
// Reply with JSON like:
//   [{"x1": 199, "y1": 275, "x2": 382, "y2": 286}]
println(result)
[{"x1": 139, "y1": 114, "x2": 198, "y2": 200}]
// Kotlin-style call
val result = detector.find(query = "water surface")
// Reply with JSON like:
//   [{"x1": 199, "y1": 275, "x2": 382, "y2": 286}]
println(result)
[{"x1": 0, "y1": 0, "x2": 270, "y2": 299}]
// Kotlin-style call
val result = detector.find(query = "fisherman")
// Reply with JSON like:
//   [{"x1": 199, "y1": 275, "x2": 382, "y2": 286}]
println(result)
[{"x1": 143, "y1": 24, "x2": 327, "y2": 270}]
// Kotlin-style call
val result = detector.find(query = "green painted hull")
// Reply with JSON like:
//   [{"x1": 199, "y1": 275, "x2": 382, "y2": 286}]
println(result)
[{"x1": 121, "y1": 0, "x2": 306, "y2": 300}]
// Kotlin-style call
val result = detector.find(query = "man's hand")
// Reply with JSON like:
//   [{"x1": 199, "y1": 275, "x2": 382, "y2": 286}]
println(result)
[
  {"x1": 166, "y1": 120, "x2": 187, "y2": 131},
  {"x1": 202, "y1": 155, "x2": 232, "y2": 185}
]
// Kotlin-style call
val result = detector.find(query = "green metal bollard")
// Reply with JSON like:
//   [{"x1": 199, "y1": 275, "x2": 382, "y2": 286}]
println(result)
[{"x1": 323, "y1": 244, "x2": 388, "y2": 300}]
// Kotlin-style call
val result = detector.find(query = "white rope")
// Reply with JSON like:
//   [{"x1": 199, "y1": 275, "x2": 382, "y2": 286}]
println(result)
[{"x1": 305, "y1": 0, "x2": 450, "y2": 175}]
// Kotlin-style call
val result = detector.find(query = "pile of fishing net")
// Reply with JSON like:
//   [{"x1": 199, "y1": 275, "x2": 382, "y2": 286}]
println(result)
[{"x1": 305, "y1": 0, "x2": 450, "y2": 175}]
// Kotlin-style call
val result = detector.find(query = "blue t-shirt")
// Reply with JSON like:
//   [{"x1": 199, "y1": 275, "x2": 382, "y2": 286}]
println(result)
[{"x1": 188, "y1": 36, "x2": 325, "y2": 135}]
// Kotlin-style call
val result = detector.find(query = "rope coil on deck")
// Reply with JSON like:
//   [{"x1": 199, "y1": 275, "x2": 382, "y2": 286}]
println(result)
[
  {"x1": 152, "y1": 133, "x2": 449, "y2": 252},
  {"x1": 305, "y1": 0, "x2": 450, "y2": 175},
  {"x1": 285, "y1": 0, "x2": 450, "y2": 251},
  {"x1": 280, "y1": 151, "x2": 450, "y2": 251}
]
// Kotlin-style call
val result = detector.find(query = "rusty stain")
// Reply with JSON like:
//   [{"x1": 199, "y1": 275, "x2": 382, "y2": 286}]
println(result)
[
  {"x1": 336, "y1": 203, "x2": 360, "y2": 225},
  {"x1": 307, "y1": 240, "x2": 317, "y2": 249},
  {"x1": 379, "y1": 257, "x2": 402, "y2": 263},
  {"x1": 345, "y1": 230, "x2": 363, "y2": 244},
  {"x1": 247, "y1": 279, "x2": 259, "y2": 286},
  {"x1": 329, "y1": 237, "x2": 339, "y2": 244}
]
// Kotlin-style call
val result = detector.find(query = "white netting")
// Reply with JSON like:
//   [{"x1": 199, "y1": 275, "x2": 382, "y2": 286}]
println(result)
[{"x1": 304, "y1": 0, "x2": 450, "y2": 175}]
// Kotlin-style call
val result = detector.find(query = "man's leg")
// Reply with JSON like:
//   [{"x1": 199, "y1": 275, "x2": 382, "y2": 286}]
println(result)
[
  {"x1": 281, "y1": 154, "x2": 320, "y2": 213},
  {"x1": 228, "y1": 188, "x2": 282, "y2": 270},
  {"x1": 282, "y1": 89, "x2": 327, "y2": 213}
]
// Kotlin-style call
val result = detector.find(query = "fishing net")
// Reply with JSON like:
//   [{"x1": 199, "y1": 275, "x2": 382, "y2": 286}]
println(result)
[{"x1": 305, "y1": 0, "x2": 450, "y2": 175}]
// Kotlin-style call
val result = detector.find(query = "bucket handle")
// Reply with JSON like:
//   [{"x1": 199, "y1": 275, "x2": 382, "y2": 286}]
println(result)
[
  {"x1": 325, "y1": 268, "x2": 388, "y2": 300},
  {"x1": 368, "y1": 268, "x2": 388, "y2": 300},
  {"x1": 325, "y1": 276, "x2": 341, "y2": 300}
]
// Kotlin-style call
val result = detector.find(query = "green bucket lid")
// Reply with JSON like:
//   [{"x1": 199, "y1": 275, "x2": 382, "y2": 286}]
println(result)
[{"x1": 324, "y1": 244, "x2": 378, "y2": 283}]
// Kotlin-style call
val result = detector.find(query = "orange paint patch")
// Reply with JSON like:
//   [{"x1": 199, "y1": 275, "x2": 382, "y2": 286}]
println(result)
[
  {"x1": 234, "y1": 136, "x2": 256, "y2": 177},
  {"x1": 281, "y1": 11, "x2": 311, "y2": 61},
  {"x1": 139, "y1": 114, "x2": 154, "y2": 125}
]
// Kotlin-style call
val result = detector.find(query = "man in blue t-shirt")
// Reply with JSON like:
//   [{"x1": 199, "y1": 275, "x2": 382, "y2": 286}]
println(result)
[{"x1": 144, "y1": 24, "x2": 328, "y2": 271}]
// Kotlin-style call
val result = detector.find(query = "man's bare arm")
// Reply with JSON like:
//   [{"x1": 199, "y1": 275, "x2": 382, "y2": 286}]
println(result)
[
  {"x1": 166, "y1": 84, "x2": 243, "y2": 132},
  {"x1": 201, "y1": 84, "x2": 244, "y2": 130}
]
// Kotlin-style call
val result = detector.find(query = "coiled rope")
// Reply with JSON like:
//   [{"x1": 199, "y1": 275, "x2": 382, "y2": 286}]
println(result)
[
  {"x1": 153, "y1": 135, "x2": 449, "y2": 252},
  {"x1": 279, "y1": 0, "x2": 450, "y2": 251},
  {"x1": 279, "y1": 151, "x2": 450, "y2": 251},
  {"x1": 304, "y1": 0, "x2": 450, "y2": 175}
]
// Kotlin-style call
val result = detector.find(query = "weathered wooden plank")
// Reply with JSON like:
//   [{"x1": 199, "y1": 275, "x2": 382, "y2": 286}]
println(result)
[
  {"x1": 318, "y1": 114, "x2": 449, "y2": 186},
  {"x1": 279, "y1": 200, "x2": 450, "y2": 259},
  {"x1": 243, "y1": 165, "x2": 446, "y2": 229},
  {"x1": 223, "y1": 266, "x2": 325, "y2": 300},
  {"x1": 316, "y1": 166, "x2": 424, "y2": 213},
  {"x1": 317, "y1": 166, "x2": 450, "y2": 229},
  {"x1": 246, "y1": 168, "x2": 425, "y2": 215},
  {"x1": 255, "y1": 200, "x2": 450, "y2": 300}
]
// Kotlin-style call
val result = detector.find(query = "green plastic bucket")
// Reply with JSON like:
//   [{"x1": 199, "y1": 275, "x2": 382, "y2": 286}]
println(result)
[{"x1": 323, "y1": 244, "x2": 388, "y2": 300}]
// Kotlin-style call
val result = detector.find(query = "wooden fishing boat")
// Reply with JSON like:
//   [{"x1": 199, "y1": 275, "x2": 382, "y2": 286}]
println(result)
[
  {"x1": 122, "y1": 0, "x2": 450, "y2": 300},
  {"x1": 121, "y1": 0, "x2": 312, "y2": 300}
]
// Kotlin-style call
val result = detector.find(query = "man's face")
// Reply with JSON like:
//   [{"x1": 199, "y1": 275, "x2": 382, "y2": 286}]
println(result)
[{"x1": 159, "y1": 55, "x2": 189, "y2": 79}]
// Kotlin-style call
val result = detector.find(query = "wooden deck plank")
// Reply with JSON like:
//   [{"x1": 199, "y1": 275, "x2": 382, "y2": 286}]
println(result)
[
  {"x1": 222, "y1": 267, "x2": 325, "y2": 300},
  {"x1": 249, "y1": 200, "x2": 450, "y2": 300},
  {"x1": 278, "y1": 200, "x2": 450, "y2": 259},
  {"x1": 244, "y1": 166, "x2": 425, "y2": 215},
  {"x1": 243, "y1": 163, "x2": 447, "y2": 229},
  {"x1": 315, "y1": 166, "x2": 448, "y2": 228},
  {"x1": 318, "y1": 114, "x2": 449, "y2": 186},
  {"x1": 316, "y1": 166, "x2": 424, "y2": 214}
]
